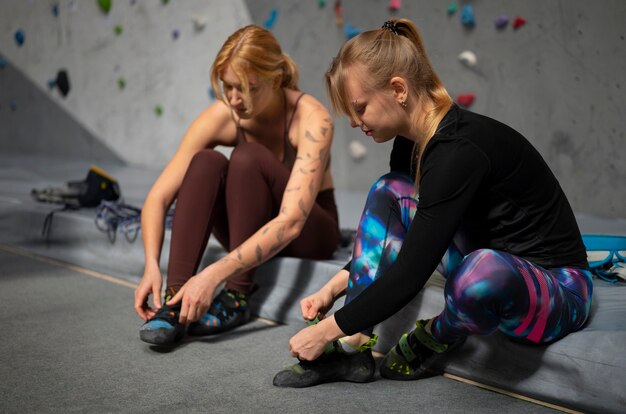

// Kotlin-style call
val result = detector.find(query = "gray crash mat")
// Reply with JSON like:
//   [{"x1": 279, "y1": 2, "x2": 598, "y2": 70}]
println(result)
[{"x1": 0, "y1": 247, "x2": 557, "y2": 414}]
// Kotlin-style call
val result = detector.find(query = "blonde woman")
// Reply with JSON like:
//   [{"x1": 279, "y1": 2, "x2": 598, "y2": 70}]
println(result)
[
  {"x1": 134, "y1": 25, "x2": 339, "y2": 345},
  {"x1": 274, "y1": 19, "x2": 591, "y2": 387}
]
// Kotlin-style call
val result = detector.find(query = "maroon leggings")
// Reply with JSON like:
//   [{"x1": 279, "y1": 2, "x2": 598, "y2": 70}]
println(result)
[{"x1": 166, "y1": 141, "x2": 340, "y2": 293}]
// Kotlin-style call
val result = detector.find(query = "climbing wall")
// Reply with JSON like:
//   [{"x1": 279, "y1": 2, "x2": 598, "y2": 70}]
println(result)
[
  {"x1": 0, "y1": 0, "x2": 251, "y2": 166},
  {"x1": 245, "y1": 0, "x2": 626, "y2": 219},
  {"x1": 1, "y1": 1, "x2": 625, "y2": 219}
]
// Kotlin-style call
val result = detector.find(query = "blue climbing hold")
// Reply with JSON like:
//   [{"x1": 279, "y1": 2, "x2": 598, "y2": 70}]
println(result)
[
  {"x1": 264, "y1": 8, "x2": 279, "y2": 30},
  {"x1": 344, "y1": 23, "x2": 362, "y2": 39},
  {"x1": 14, "y1": 30, "x2": 25, "y2": 46},
  {"x1": 52, "y1": 3, "x2": 60, "y2": 17},
  {"x1": 460, "y1": 5, "x2": 475, "y2": 28},
  {"x1": 0, "y1": 55, "x2": 6, "y2": 69}
]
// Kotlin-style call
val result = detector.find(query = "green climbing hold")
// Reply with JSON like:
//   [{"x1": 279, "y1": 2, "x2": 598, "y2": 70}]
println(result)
[
  {"x1": 97, "y1": 0, "x2": 112, "y2": 14},
  {"x1": 154, "y1": 105, "x2": 163, "y2": 116},
  {"x1": 117, "y1": 78, "x2": 126, "y2": 90},
  {"x1": 114, "y1": 25, "x2": 123, "y2": 36}
]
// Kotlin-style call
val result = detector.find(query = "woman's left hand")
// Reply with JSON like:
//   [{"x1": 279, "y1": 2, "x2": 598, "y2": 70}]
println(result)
[{"x1": 167, "y1": 272, "x2": 217, "y2": 324}]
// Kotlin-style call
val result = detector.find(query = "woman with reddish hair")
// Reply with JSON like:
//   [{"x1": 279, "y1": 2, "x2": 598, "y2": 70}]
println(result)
[{"x1": 134, "y1": 25, "x2": 340, "y2": 345}]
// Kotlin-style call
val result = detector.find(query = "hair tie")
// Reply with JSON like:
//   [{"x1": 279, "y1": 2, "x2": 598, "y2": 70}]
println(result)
[{"x1": 382, "y1": 20, "x2": 399, "y2": 35}]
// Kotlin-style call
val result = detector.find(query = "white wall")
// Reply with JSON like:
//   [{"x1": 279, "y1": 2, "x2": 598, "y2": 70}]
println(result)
[{"x1": 0, "y1": 0, "x2": 250, "y2": 166}]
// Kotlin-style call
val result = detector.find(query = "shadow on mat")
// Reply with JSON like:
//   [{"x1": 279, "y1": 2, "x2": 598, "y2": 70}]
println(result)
[{"x1": 146, "y1": 320, "x2": 281, "y2": 353}]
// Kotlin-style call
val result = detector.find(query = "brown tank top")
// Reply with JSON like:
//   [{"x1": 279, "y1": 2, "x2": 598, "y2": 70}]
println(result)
[{"x1": 235, "y1": 92, "x2": 305, "y2": 170}]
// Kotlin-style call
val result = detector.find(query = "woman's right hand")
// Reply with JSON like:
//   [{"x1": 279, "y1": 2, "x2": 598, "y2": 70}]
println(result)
[
  {"x1": 134, "y1": 264, "x2": 163, "y2": 321},
  {"x1": 300, "y1": 288, "x2": 336, "y2": 321}
]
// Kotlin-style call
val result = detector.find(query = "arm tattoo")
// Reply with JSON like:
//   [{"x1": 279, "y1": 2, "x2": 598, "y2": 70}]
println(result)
[
  {"x1": 298, "y1": 198, "x2": 308, "y2": 217},
  {"x1": 255, "y1": 245, "x2": 263, "y2": 262},
  {"x1": 305, "y1": 130, "x2": 320, "y2": 143},
  {"x1": 276, "y1": 225, "x2": 286, "y2": 243}
]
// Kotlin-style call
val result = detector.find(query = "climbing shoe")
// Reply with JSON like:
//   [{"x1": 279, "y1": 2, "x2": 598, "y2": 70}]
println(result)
[
  {"x1": 273, "y1": 335, "x2": 378, "y2": 388},
  {"x1": 187, "y1": 288, "x2": 251, "y2": 336},
  {"x1": 380, "y1": 319, "x2": 464, "y2": 380},
  {"x1": 139, "y1": 291, "x2": 184, "y2": 345}
]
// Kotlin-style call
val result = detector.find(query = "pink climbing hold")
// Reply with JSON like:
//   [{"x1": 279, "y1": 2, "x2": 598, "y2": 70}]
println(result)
[
  {"x1": 456, "y1": 93, "x2": 475, "y2": 108},
  {"x1": 513, "y1": 16, "x2": 527, "y2": 30},
  {"x1": 388, "y1": 0, "x2": 401, "y2": 11}
]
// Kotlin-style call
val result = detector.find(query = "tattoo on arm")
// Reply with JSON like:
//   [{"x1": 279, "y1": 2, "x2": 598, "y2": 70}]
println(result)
[
  {"x1": 255, "y1": 245, "x2": 263, "y2": 262},
  {"x1": 305, "y1": 130, "x2": 319, "y2": 143},
  {"x1": 276, "y1": 225, "x2": 286, "y2": 243},
  {"x1": 298, "y1": 199, "x2": 308, "y2": 217}
]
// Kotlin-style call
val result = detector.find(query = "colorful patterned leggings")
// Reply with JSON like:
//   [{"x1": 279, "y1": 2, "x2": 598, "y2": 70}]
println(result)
[{"x1": 344, "y1": 172, "x2": 593, "y2": 344}]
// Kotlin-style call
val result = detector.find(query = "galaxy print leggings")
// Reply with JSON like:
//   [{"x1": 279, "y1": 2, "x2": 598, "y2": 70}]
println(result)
[{"x1": 344, "y1": 172, "x2": 593, "y2": 344}]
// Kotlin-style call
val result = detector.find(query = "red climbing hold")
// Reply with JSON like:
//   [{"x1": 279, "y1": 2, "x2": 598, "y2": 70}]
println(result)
[
  {"x1": 456, "y1": 93, "x2": 475, "y2": 108},
  {"x1": 512, "y1": 16, "x2": 527, "y2": 30},
  {"x1": 388, "y1": 0, "x2": 401, "y2": 12}
]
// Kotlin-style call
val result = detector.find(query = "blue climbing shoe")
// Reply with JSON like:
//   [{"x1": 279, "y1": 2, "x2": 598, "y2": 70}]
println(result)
[
  {"x1": 188, "y1": 289, "x2": 252, "y2": 336},
  {"x1": 139, "y1": 292, "x2": 184, "y2": 345}
]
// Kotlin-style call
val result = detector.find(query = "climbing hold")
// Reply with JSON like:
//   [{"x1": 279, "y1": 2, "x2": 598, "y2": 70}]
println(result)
[
  {"x1": 494, "y1": 15, "x2": 509, "y2": 29},
  {"x1": 117, "y1": 78, "x2": 126, "y2": 90},
  {"x1": 344, "y1": 23, "x2": 362, "y2": 40},
  {"x1": 55, "y1": 70, "x2": 70, "y2": 98},
  {"x1": 172, "y1": 29, "x2": 180, "y2": 40},
  {"x1": 192, "y1": 15, "x2": 207, "y2": 32},
  {"x1": 318, "y1": 0, "x2": 326, "y2": 8},
  {"x1": 161, "y1": 0, "x2": 169, "y2": 5},
  {"x1": 460, "y1": 5, "x2": 475, "y2": 28},
  {"x1": 154, "y1": 105, "x2": 163, "y2": 116},
  {"x1": 335, "y1": 0, "x2": 344, "y2": 26},
  {"x1": 456, "y1": 93, "x2": 475, "y2": 108},
  {"x1": 264, "y1": 8, "x2": 278, "y2": 30},
  {"x1": 447, "y1": 2, "x2": 458, "y2": 16},
  {"x1": 14, "y1": 29, "x2": 25, "y2": 47},
  {"x1": 512, "y1": 16, "x2": 527, "y2": 30},
  {"x1": 349, "y1": 140, "x2": 367, "y2": 161},
  {"x1": 47, "y1": 72, "x2": 65, "y2": 93},
  {"x1": 52, "y1": 3, "x2": 60, "y2": 17},
  {"x1": 208, "y1": 87, "x2": 216, "y2": 100},
  {"x1": 388, "y1": 0, "x2": 401, "y2": 12},
  {"x1": 97, "y1": 0, "x2": 111, "y2": 14},
  {"x1": 0, "y1": 56, "x2": 6, "y2": 69},
  {"x1": 114, "y1": 25, "x2": 123, "y2": 36},
  {"x1": 458, "y1": 50, "x2": 477, "y2": 67},
  {"x1": 10, "y1": 99, "x2": 17, "y2": 111}
]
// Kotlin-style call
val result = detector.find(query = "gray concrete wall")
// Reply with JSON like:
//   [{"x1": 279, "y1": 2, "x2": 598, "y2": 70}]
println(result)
[
  {"x1": 246, "y1": 0, "x2": 626, "y2": 219},
  {"x1": 0, "y1": 0, "x2": 250, "y2": 165}
]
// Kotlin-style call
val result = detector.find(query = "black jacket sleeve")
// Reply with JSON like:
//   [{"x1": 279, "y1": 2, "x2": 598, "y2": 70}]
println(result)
[{"x1": 334, "y1": 138, "x2": 490, "y2": 335}]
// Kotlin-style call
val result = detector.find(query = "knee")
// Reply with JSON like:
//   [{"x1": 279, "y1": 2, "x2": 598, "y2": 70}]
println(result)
[
  {"x1": 229, "y1": 142, "x2": 268, "y2": 170},
  {"x1": 446, "y1": 249, "x2": 514, "y2": 302},
  {"x1": 187, "y1": 149, "x2": 228, "y2": 177}
]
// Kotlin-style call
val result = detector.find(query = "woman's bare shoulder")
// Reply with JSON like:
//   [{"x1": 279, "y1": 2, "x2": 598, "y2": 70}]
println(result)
[
  {"x1": 287, "y1": 90, "x2": 331, "y2": 122},
  {"x1": 190, "y1": 100, "x2": 238, "y2": 147}
]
